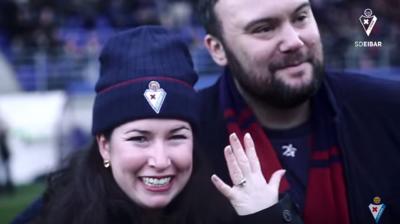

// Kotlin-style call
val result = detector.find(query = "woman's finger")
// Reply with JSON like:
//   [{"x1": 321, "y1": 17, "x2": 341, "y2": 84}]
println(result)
[
  {"x1": 211, "y1": 174, "x2": 233, "y2": 199},
  {"x1": 268, "y1": 169, "x2": 286, "y2": 189},
  {"x1": 243, "y1": 133, "x2": 261, "y2": 173},
  {"x1": 224, "y1": 146, "x2": 244, "y2": 185},
  {"x1": 229, "y1": 133, "x2": 251, "y2": 175}
]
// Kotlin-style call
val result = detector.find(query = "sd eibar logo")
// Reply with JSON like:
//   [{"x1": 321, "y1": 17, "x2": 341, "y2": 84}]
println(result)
[
  {"x1": 368, "y1": 196, "x2": 386, "y2": 224},
  {"x1": 359, "y1": 8, "x2": 377, "y2": 37},
  {"x1": 144, "y1": 81, "x2": 166, "y2": 114}
]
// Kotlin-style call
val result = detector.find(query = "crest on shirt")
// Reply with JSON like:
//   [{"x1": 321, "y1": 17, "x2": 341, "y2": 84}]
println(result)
[
  {"x1": 144, "y1": 81, "x2": 166, "y2": 114},
  {"x1": 359, "y1": 8, "x2": 377, "y2": 36},
  {"x1": 368, "y1": 196, "x2": 386, "y2": 223},
  {"x1": 282, "y1": 144, "x2": 297, "y2": 157}
]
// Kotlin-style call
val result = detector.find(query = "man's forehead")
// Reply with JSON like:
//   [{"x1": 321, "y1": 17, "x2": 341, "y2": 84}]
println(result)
[{"x1": 214, "y1": 0, "x2": 311, "y2": 25}]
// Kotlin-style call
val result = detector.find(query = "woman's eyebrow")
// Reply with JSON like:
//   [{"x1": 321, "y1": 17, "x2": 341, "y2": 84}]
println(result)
[
  {"x1": 124, "y1": 129, "x2": 150, "y2": 135},
  {"x1": 170, "y1": 126, "x2": 191, "y2": 133}
]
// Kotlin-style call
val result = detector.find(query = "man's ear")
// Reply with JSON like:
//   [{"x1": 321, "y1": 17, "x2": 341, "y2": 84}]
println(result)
[
  {"x1": 96, "y1": 134, "x2": 110, "y2": 161},
  {"x1": 204, "y1": 34, "x2": 227, "y2": 66}
]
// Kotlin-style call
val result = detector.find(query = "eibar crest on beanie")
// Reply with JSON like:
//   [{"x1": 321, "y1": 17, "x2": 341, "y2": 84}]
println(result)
[
  {"x1": 143, "y1": 81, "x2": 167, "y2": 114},
  {"x1": 92, "y1": 26, "x2": 199, "y2": 135}
]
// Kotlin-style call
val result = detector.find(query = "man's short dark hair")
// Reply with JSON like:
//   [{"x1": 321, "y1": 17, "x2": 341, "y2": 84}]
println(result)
[{"x1": 196, "y1": 0, "x2": 223, "y2": 39}]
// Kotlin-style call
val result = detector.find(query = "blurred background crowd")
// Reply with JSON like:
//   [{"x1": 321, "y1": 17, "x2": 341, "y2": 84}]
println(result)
[
  {"x1": 0, "y1": 0, "x2": 399, "y2": 222},
  {"x1": 0, "y1": 0, "x2": 399, "y2": 92}
]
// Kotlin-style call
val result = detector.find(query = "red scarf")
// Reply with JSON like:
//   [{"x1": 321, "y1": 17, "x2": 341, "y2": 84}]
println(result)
[{"x1": 218, "y1": 72, "x2": 350, "y2": 224}]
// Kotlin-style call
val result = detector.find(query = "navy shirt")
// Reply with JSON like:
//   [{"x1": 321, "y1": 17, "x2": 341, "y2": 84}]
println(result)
[{"x1": 264, "y1": 121, "x2": 311, "y2": 212}]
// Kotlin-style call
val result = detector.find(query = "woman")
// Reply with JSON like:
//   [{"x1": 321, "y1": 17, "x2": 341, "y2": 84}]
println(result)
[{"x1": 22, "y1": 26, "x2": 287, "y2": 224}]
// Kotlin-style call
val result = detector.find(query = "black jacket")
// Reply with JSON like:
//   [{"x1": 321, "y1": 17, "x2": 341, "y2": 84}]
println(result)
[{"x1": 198, "y1": 71, "x2": 400, "y2": 224}]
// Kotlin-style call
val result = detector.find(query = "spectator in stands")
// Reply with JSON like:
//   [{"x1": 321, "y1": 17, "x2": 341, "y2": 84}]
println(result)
[
  {"x1": 13, "y1": 26, "x2": 294, "y2": 224},
  {"x1": 196, "y1": 0, "x2": 400, "y2": 223}
]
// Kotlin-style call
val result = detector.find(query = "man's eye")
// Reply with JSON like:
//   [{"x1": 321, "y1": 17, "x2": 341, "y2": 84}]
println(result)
[{"x1": 253, "y1": 25, "x2": 274, "y2": 33}]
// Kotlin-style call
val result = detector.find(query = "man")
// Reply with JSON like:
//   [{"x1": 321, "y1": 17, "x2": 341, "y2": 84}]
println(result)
[{"x1": 196, "y1": 0, "x2": 400, "y2": 223}]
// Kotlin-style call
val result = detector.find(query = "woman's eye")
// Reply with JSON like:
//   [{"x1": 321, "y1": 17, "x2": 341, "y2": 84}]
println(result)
[
  {"x1": 170, "y1": 135, "x2": 187, "y2": 140},
  {"x1": 295, "y1": 12, "x2": 308, "y2": 23},
  {"x1": 127, "y1": 136, "x2": 147, "y2": 143}
]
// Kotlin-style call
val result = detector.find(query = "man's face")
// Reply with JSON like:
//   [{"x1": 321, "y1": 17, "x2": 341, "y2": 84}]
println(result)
[{"x1": 214, "y1": 0, "x2": 324, "y2": 108}]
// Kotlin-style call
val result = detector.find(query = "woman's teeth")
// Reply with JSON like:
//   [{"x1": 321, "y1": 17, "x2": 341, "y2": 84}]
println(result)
[{"x1": 142, "y1": 177, "x2": 171, "y2": 187}]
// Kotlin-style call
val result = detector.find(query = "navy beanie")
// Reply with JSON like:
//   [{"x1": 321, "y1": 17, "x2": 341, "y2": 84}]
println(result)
[{"x1": 92, "y1": 26, "x2": 199, "y2": 135}]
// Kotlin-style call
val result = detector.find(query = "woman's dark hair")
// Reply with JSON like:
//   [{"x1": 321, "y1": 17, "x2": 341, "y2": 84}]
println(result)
[{"x1": 34, "y1": 133, "x2": 234, "y2": 224}]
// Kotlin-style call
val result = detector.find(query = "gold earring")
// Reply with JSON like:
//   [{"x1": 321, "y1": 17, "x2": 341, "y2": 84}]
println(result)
[{"x1": 103, "y1": 160, "x2": 110, "y2": 168}]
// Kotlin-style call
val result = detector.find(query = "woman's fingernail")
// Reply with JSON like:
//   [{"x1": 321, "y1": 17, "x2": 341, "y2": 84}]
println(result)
[
  {"x1": 230, "y1": 133, "x2": 238, "y2": 141},
  {"x1": 225, "y1": 146, "x2": 232, "y2": 153}
]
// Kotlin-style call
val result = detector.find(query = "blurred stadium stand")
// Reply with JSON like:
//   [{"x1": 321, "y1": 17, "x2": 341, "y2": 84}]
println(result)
[
  {"x1": 0, "y1": 0, "x2": 398, "y2": 93},
  {"x1": 0, "y1": 53, "x2": 19, "y2": 93}
]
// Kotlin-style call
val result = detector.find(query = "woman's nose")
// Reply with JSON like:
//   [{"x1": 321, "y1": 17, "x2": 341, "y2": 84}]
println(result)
[{"x1": 147, "y1": 143, "x2": 171, "y2": 170}]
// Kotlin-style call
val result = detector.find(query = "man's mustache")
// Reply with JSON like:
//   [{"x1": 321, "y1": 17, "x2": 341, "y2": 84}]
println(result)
[{"x1": 269, "y1": 50, "x2": 312, "y2": 72}]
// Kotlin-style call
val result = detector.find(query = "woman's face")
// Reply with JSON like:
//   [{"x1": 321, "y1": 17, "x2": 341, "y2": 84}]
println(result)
[{"x1": 97, "y1": 119, "x2": 193, "y2": 208}]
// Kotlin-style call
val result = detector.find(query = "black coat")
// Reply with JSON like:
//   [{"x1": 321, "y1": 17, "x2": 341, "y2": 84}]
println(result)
[{"x1": 198, "y1": 71, "x2": 400, "y2": 224}]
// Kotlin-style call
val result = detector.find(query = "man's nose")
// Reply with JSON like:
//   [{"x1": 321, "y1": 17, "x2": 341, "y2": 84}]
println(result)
[
  {"x1": 147, "y1": 142, "x2": 171, "y2": 170},
  {"x1": 279, "y1": 24, "x2": 304, "y2": 53}
]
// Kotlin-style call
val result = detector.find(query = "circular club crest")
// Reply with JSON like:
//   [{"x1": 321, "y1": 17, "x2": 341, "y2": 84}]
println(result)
[
  {"x1": 364, "y1": 8, "x2": 373, "y2": 18},
  {"x1": 148, "y1": 81, "x2": 161, "y2": 91},
  {"x1": 373, "y1": 196, "x2": 381, "y2": 204}
]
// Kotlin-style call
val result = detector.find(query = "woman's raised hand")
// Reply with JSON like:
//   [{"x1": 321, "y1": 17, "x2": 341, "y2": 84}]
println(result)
[{"x1": 211, "y1": 133, "x2": 286, "y2": 216}]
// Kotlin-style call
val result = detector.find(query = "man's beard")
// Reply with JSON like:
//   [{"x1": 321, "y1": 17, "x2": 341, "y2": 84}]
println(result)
[{"x1": 225, "y1": 46, "x2": 324, "y2": 109}]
